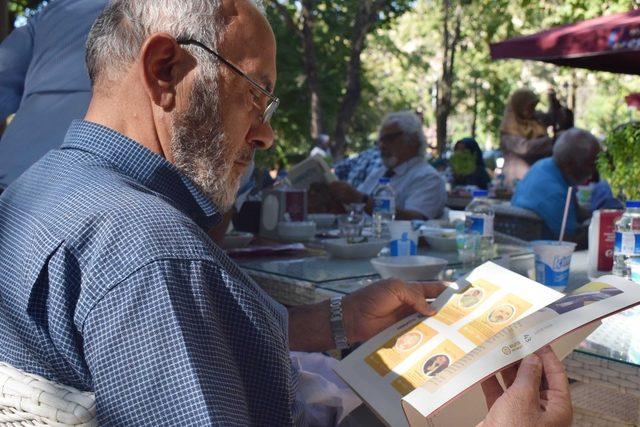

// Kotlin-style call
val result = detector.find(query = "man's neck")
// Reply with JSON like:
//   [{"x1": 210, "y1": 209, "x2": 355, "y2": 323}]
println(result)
[{"x1": 84, "y1": 84, "x2": 166, "y2": 159}]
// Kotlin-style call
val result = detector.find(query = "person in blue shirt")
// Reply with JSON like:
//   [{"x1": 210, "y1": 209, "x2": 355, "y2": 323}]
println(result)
[
  {"x1": 512, "y1": 128, "x2": 600, "y2": 247},
  {"x1": 0, "y1": 0, "x2": 106, "y2": 188},
  {"x1": 0, "y1": 0, "x2": 572, "y2": 425}
]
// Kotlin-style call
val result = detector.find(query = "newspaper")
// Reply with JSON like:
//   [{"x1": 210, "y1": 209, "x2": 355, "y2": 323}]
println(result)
[
  {"x1": 335, "y1": 262, "x2": 640, "y2": 427},
  {"x1": 287, "y1": 155, "x2": 337, "y2": 189}
]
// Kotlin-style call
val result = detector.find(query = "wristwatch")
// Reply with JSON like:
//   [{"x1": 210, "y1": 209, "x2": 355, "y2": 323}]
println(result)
[{"x1": 330, "y1": 296, "x2": 349, "y2": 350}]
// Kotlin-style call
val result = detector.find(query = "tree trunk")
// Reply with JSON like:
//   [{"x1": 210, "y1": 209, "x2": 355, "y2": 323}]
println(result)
[
  {"x1": 268, "y1": 0, "x2": 323, "y2": 139},
  {"x1": 331, "y1": 0, "x2": 387, "y2": 160},
  {"x1": 1, "y1": 0, "x2": 8, "y2": 42},
  {"x1": 471, "y1": 77, "x2": 478, "y2": 138},
  {"x1": 435, "y1": 0, "x2": 462, "y2": 155},
  {"x1": 301, "y1": 1, "x2": 323, "y2": 139}
]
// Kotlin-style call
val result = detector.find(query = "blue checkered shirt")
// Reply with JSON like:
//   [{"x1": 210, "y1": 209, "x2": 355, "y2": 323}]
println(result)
[
  {"x1": 333, "y1": 147, "x2": 381, "y2": 188},
  {"x1": 0, "y1": 120, "x2": 304, "y2": 425}
]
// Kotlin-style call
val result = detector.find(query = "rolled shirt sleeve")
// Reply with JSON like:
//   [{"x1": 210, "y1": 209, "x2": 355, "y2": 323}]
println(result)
[{"x1": 82, "y1": 259, "x2": 295, "y2": 426}]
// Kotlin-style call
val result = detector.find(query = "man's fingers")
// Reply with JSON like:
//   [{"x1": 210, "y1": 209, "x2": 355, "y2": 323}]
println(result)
[
  {"x1": 411, "y1": 281, "x2": 449, "y2": 299},
  {"x1": 500, "y1": 362, "x2": 520, "y2": 389},
  {"x1": 481, "y1": 376, "x2": 504, "y2": 409},
  {"x1": 513, "y1": 354, "x2": 543, "y2": 396},
  {"x1": 401, "y1": 285, "x2": 437, "y2": 316},
  {"x1": 536, "y1": 346, "x2": 570, "y2": 396}
]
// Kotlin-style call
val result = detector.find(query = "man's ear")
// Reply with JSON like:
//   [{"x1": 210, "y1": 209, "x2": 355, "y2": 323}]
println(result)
[{"x1": 139, "y1": 33, "x2": 187, "y2": 112}]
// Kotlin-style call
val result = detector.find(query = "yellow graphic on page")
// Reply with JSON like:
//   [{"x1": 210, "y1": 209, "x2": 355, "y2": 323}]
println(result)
[
  {"x1": 390, "y1": 340, "x2": 465, "y2": 396},
  {"x1": 365, "y1": 322, "x2": 437, "y2": 377},
  {"x1": 458, "y1": 294, "x2": 532, "y2": 345},
  {"x1": 432, "y1": 279, "x2": 500, "y2": 325}
]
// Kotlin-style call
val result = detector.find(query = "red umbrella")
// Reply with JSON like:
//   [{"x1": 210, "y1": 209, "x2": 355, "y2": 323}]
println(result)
[
  {"x1": 490, "y1": 9, "x2": 640, "y2": 74},
  {"x1": 626, "y1": 93, "x2": 640, "y2": 108}
]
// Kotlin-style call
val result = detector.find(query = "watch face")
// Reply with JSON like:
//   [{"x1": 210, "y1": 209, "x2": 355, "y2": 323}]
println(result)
[{"x1": 262, "y1": 194, "x2": 279, "y2": 231}]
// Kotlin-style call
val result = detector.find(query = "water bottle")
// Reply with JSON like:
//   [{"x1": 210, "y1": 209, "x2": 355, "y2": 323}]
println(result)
[
  {"x1": 372, "y1": 178, "x2": 396, "y2": 239},
  {"x1": 465, "y1": 190, "x2": 495, "y2": 261},
  {"x1": 613, "y1": 200, "x2": 640, "y2": 282}
]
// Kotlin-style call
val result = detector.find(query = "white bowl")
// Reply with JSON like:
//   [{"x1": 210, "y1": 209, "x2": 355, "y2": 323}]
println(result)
[
  {"x1": 323, "y1": 238, "x2": 387, "y2": 259},
  {"x1": 423, "y1": 228, "x2": 457, "y2": 252},
  {"x1": 277, "y1": 221, "x2": 317, "y2": 242},
  {"x1": 308, "y1": 213, "x2": 337, "y2": 228},
  {"x1": 370, "y1": 256, "x2": 447, "y2": 281},
  {"x1": 221, "y1": 231, "x2": 254, "y2": 249}
]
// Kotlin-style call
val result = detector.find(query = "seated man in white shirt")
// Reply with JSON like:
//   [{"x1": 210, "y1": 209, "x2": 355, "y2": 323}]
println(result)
[{"x1": 329, "y1": 111, "x2": 446, "y2": 220}]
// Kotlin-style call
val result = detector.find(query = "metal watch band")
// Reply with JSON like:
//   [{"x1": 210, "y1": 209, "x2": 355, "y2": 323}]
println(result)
[{"x1": 330, "y1": 296, "x2": 349, "y2": 350}]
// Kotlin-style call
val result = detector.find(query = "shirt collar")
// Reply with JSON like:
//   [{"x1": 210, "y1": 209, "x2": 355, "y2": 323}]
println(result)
[
  {"x1": 61, "y1": 120, "x2": 220, "y2": 230},
  {"x1": 392, "y1": 156, "x2": 423, "y2": 177},
  {"x1": 549, "y1": 158, "x2": 570, "y2": 188}
]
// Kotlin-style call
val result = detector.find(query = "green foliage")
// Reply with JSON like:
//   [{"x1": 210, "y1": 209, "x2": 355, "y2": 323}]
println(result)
[
  {"x1": 449, "y1": 150, "x2": 476, "y2": 175},
  {"x1": 597, "y1": 123, "x2": 640, "y2": 200}
]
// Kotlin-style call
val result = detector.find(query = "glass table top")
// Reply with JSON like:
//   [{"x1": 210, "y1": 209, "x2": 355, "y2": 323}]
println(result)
[{"x1": 238, "y1": 244, "x2": 532, "y2": 285}]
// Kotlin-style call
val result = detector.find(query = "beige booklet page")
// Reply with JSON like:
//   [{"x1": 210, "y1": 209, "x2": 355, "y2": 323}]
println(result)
[{"x1": 335, "y1": 262, "x2": 563, "y2": 427}]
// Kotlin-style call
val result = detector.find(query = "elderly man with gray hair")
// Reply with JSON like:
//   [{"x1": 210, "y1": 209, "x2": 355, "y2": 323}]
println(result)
[
  {"x1": 0, "y1": 1, "x2": 572, "y2": 425},
  {"x1": 329, "y1": 111, "x2": 447, "y2": 220},
  {"x1": 512, "y1": 128, "x2": 600, "y2": 247}
]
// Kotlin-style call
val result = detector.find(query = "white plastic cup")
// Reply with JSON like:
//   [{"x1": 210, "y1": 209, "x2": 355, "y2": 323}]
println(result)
[
  {"x1": 531, "y1": 240, "x2": 577, "y2": 290},
  {"x1": 389, "y1": 221, "x2": 418, "y2": 256}
]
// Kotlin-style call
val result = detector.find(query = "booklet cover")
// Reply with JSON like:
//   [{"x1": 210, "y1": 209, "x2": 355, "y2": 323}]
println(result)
[
  {"x1": 334, "y1": 262, "x2": 640, "y2": 427},
  {"x1": 287, "y1": 155, "x2": 337, "y2": 190}
]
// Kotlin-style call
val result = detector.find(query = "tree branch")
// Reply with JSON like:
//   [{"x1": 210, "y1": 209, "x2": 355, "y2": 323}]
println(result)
[{"x1": 266, "y1": 0, "x2": 303, "y2": 41}]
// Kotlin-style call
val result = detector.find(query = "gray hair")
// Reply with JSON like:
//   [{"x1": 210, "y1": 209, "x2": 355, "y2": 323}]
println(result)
[
  {"x1": 380, "y1": 110, "x2": 428, "y2": 156},
  {"x1": 553, "y1": 128, "x2": 599, "y2": 164},
  {"x1": 86, "y1": 0, "x2": 262, "y2": 86}
]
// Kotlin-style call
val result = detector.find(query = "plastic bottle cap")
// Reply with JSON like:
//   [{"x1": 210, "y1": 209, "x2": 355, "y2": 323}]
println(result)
[
  {"x1": 626, "y1": 201, "x2": 640, "y2": 208},
  {"x1": 472, "y1": 190, "x2": 489, "y2": 197},
  {"x1": 379, "y1": 177, "x2": 391, "y2": 184}
]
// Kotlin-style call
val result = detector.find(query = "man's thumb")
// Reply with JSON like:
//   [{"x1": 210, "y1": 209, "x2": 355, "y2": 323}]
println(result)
[{"x1": 513, "y1": 354, "x2": 543, "y2": 393}]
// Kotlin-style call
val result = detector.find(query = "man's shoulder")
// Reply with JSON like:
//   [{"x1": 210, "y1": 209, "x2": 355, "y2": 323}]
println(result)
[
  {"x1": 18, "y1": 154, "x2": 216, "y2": 261},
  {"x1": 407, "y1": 159, "x2": 443, "y2": 181}
]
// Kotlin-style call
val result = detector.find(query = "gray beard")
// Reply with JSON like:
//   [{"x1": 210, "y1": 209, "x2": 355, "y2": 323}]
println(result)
[
  {"x1": 171, "y1": 76, "x2": 241, "y2": 212},
  {"x1": 382, "y1": 156, "x2": 399, "y2": 169}
]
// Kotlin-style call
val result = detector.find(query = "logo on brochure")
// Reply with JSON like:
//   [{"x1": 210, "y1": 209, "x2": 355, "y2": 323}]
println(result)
[{"x1": 502, "y1": 340, "x2": 523, "y2": 356}]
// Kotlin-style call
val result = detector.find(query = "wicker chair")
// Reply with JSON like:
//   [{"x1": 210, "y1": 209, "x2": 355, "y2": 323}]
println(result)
[
  {"x1": 492, "y1": 203, "x2": 545, "y2": 242},
  {"x1": 0, "y1": 363, "x2": 97, "y2": 426}
]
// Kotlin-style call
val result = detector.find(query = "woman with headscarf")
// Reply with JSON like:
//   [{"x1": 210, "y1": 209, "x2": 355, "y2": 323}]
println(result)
[
  {"x1": 500, "y1": 88, "x2": 554, "y2": 186},
  {"x1": 451, "y1": 137, "x2": 492, "y2": 189}
]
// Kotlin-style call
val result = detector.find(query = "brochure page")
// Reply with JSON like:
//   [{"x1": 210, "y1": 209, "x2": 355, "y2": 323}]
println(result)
[
  {"x1": 334, "y1": 262, "x2": 563, "y2": 427},
  {"x1": 401, "y1": 275, "x2": 640, "y2": 427}
]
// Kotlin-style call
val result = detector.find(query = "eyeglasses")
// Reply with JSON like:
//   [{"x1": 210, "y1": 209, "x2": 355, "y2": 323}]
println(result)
[
  {"x1": 378, "y1": 131, "x2": 403, "y2": 145},
  {"x1": 176, "y1": 38, "x2": 279, "y2": 124}
]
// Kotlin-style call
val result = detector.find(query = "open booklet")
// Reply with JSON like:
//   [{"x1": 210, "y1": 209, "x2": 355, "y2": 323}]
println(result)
[
  {"x1": 334, "y1": 262, "x2": 640, "y2": 427},
  {"x1": 287, "y1": 155, "x2": 337, "y2": 189}
]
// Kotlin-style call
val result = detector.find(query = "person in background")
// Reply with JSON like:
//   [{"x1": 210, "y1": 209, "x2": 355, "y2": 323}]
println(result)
[
  {"x1": 310, "y1": 134, "x2": 332, "y2": 160},
  {"x1": 333, "y1": 144, "x2": 382, "y2": 188},
  {"x1": 499, "y1": 88, "x2": 554, "y2": 187},
  {"x1": 329, "y1": 111, "x2": 447, "y2": 220},
  {"x1": 512, "y1": 128, "x2": 600, "y2": 248},
  {"x1": 0, "y1": 0, "x2": 106, "y2": 189},
  {"x1": 451, "y1": 137, "x2": 491, "y2": 190}
]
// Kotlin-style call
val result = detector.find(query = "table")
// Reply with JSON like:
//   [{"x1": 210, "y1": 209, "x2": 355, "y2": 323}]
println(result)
[
  {"x1": 240, "y1": 246, "x2": 640, "y2": 425},
  {"x1": 561, "y1": 251, "x2": 640, "y2": 425}
]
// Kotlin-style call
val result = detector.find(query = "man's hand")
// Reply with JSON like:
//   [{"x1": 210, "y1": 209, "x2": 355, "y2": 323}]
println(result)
[
  {"x1": 479, "y1": 346, "x2": 572, "y2": 427},
  {"x1": 328, "y1": 181, "x2": 364, "y2": 205},
  {"x1": 342, "y1": 279, "x2": 447, "y2": 344}
]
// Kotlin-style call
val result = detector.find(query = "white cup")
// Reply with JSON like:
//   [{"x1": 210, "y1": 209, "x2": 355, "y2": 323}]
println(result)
[
  {"x1": 532, "y1": 240, "x2": 577, "y2": 290},
  {"x1": 389, "y1": 221, "x2": 418, "y2": 256}
]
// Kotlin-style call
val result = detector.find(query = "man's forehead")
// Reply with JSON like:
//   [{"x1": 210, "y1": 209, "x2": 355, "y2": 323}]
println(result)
[
  {"x1": 381, "y1": 122, "x2": 402, "y2": 135},
  {"x1": 220, "y1": 0, "x2": 276, "y2": 85}
]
